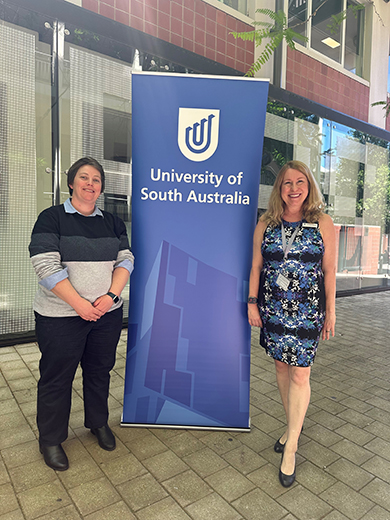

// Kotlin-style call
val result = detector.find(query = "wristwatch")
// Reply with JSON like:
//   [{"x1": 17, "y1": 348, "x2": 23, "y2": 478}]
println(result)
[{"x1": 107, "y1": 291, "x2": 120, "y2": 303}]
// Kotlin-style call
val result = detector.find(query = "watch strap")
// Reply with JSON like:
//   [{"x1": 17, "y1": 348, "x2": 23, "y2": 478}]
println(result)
[{"x1": 107, "y1": 291, "x2": 119, "y2": 303}]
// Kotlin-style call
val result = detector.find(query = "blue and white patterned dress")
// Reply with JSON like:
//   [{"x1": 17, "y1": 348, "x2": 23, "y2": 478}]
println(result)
[{"x1": 259, "y1": 219, "x2": 325, "y2": 367}]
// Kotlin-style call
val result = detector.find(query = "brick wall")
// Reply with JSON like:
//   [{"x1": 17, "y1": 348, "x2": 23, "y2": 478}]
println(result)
[
  {"x1": 81, "y1": 0, "x2": 254, "y2": 74},
  {"x1": 287, "y1": 47, "x2": 369, "y2": 122}
]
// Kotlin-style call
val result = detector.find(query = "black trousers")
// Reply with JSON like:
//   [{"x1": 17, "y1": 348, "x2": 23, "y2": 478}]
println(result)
[{"x1": 35, "y1": 307, "x2": 123, "y2": 446}]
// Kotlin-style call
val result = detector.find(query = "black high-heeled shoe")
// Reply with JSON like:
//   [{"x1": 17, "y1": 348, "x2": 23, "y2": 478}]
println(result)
[
  {"x1": 274, "y1": 437, "x2": 285, "y2": 453},
  {"x1": 274, "y1": 426, "x2": 303, "y2": 453},
  {"x1": 279, "y1": 452, "x2": 296, "y2": 487}
]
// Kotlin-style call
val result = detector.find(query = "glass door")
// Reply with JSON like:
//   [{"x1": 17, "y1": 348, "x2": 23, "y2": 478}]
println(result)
[
  {"x1": 362, "y1": 139, "x2": 390, "y2": 288},
  {"x1": 323, "y1": 120, "x2": 363, "y2": 291}
]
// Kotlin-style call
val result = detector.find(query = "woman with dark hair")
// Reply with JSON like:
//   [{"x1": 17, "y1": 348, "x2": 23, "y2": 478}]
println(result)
[
  {"x1": 29, "y1": 157, "x2": 134, "y2": 471},
  {"x1": 248, "y1": 160, "x2": 336, "y2": 487}
]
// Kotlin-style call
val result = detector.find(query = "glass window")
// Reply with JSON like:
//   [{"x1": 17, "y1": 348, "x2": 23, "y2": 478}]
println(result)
[
  {"x1": 218, "y1": 0, "x2": 247, "y2": 16},
  {"x1": 344, "y1": 0, "x2": 364, "y2": 75},
  {"x1": 311, "y1": 0, "x2": 342, "y2": 63},
  {"x1": 104, "y1": 193, "x2": 130, "y2": 222},
  {"x1": 0, "y1": 21, "x2": 48, "y2": 338},
  {"x1": 288, "y1": 0, "x2": 308, "y2": 44},
  {"x1": 103, "y1": 95, "x2": 131, "y2": 164},
  {"x1": 261, "y1": 101, "x2": 390, "y2": 292},
  {"x1": 139, "y1": 53, "x2": 196, "y2": 74},
  {"x1": 289, "y1": 0, "x2": 365, "y2": 77}
]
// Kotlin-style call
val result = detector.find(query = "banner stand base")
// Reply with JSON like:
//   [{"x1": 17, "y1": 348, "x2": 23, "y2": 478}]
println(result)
[{"x1": 120, "y1": 419, "x2": 251, "y2": 433}]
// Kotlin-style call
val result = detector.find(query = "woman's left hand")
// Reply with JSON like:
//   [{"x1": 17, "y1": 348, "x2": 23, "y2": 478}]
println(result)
[
  {"x1": 93, "y1": 294, "x2": 114, "y2": 315},
  {"x1": 322, "y1": 311, "x2": 336, "y2": 340}
]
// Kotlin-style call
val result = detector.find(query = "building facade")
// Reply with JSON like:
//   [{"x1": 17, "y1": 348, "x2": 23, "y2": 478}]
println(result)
[{"x1": 0, "y1": 0, "x2": 389, "y2": 345}]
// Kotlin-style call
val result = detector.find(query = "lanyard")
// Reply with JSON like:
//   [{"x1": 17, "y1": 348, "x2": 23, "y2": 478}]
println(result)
[{"x1": 281, "y1": 222, "x2": 301, "y2": 261}]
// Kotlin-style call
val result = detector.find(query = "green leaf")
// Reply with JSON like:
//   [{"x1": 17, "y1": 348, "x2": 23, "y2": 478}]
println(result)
[{"x1": 231, "y1": 30, "x2": 256, "y2": 41}]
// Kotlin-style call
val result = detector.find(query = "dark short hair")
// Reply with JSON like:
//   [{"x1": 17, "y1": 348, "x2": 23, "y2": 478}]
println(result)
[{"x1": 67, "y1": 157, "x2": 105, "y2": 195}]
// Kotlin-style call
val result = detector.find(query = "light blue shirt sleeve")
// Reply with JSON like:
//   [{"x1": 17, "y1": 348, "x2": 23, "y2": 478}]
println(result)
[
  {"x1": 38, "y1": 267, "x2": 69, "y2": 290},
  {"x1": 116, "y1": 259, "x2": 134, "y2": 275}
]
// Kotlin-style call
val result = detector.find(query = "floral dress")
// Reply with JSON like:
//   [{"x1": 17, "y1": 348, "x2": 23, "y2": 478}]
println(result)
[{"x1": 259, "y1": 219, "x2": 325, "y2": 367}]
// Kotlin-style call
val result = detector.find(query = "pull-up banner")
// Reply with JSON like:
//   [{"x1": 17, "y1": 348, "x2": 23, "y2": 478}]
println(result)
[{"x1": 122, "y1": 72, "x2": 269, "y2": 430}]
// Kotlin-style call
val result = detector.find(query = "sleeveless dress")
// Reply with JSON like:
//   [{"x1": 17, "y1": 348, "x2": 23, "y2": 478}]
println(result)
[{"x1": 259, "y1": 220, "x2": 325, "y2": 367}]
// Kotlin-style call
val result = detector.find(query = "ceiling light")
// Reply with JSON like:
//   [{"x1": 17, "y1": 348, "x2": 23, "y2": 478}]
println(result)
[{"x1": 321, "y1": 37, "x2": 340, "y2": 49}]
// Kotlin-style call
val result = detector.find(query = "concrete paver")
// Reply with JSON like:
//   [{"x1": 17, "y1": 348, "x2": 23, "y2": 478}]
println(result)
[{"x1": 0, "y1": 292, "x2": 389, "y2": 519}]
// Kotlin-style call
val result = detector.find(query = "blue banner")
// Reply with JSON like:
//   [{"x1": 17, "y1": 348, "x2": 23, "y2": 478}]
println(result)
[{"x1": 122, "y1": 73, "x2": 269, "y2": 430}]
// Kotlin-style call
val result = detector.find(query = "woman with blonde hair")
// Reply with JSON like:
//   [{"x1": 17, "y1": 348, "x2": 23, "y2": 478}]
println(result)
[{"x1": 248, "y1": 160, "x2": 336, "y2": 487}]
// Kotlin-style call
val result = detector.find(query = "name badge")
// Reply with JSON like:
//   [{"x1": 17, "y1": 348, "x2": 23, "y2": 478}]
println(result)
[
  {"x1": 276, "y1": 273, "x2": 290, "y2": 291},
  {"x1": 302, "y1": 222, "x2": 318, "y2": 228}
]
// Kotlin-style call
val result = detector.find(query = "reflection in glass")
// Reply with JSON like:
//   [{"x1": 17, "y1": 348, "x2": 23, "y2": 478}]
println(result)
[
  {"x1": 103, "y1": 94, "x2": 131, "y2": 164},
  {"x1": 288, "y1": 0, "x2": 308, "y2": 44},
  {"x1": 104, "y1": 193, "x2": 129, "y2": 222},
  {"x1": 344, "y1": 0, "x2": 364, "y2": 76},
  {"x1": 311, "y1": 0, "x2": 342, "y2": 62},
  {"x1": 36, "y1": 41, "x2": 53, "y2": 215},
  {"x1": 363, "y1": 140, "x2": 390, "y2": 280},
  {"x1": 140, "y1": 53, "x2": 196, "y2": 74},
  {"x1": 261, "y1": 107, "x2": 390, "y2": 291}
]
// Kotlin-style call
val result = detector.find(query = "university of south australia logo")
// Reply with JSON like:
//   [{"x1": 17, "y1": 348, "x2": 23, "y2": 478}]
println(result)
[{"x1": 178, "y1": 108, "x2": 220, "y2": 162}]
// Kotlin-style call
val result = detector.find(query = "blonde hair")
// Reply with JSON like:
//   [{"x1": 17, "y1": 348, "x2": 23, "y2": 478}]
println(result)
[{"x1": 261, "y1": 160, "x2": 325, "y2": 227}]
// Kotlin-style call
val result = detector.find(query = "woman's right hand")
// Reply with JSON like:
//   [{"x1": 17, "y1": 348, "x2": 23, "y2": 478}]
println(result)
[
  {"x1": 51, "y1": 279, "x2": 103, "y2": 321},
  {"x1": 248, "y1": 304, "x2": 262, "y2": 328},
  {"x1": 248, "y1": 220, "x2": 266, "y2": 329},
  {"x1": 74, "y1": 298, "x2": 104, "y2": 321}
]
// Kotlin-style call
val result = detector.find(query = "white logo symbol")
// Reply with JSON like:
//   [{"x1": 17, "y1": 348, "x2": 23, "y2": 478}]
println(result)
[{"x1": 178, "y1": 108, "x2": 220, "y2": 162}]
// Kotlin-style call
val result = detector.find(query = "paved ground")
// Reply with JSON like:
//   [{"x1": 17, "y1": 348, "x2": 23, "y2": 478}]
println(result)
[{"x1": 1, "y1": 291, "x2": 390, "y2": 520}]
